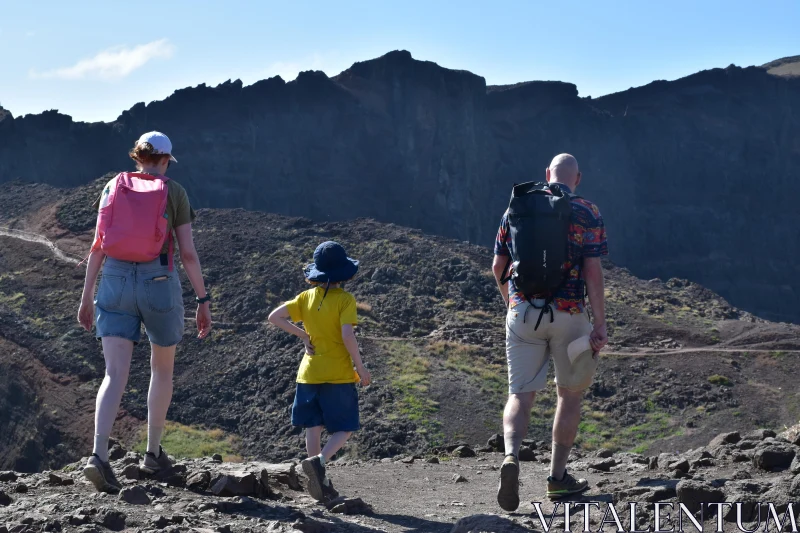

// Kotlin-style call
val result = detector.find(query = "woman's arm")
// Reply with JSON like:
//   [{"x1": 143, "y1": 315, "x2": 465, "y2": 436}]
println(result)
[
  {"x1": 174, "y1": 223, "x2": 212, "y2": 339},
  {"x1": 77, "y1": 245, "x2": 105, "y2": 331},
  {"x1": 342, "y1": 324, "x2": 370, "y2": 386},
  {"x1": 268, "y1": 304, "x2": 315, "y2": 354}
]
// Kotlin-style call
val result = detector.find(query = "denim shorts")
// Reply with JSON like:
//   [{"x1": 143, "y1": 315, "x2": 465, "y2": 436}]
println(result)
[
  {"x1": 291, "y1": 383, "x2": 360, "y2": 433},
  {"x1": 95, "y1": 256, "x2": 185, "y2": 347}
]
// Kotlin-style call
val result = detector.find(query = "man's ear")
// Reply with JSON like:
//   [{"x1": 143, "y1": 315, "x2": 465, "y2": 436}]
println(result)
[
  {"x1": 546, "y1": 167, "x2": 551, "y2": 183},
  {"x1": 575, "y1": 171, "x2": 582, "y2": 189}
]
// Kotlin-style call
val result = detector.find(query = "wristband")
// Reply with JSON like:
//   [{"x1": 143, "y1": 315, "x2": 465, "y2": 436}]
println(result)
[{"x1": 195, "y1": 295, "x2": 212, "y2": 304}]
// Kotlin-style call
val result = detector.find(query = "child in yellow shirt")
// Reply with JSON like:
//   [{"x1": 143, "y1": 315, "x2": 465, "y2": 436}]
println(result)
[{"x1": 268, "y1": 241, "x2": 371, "y2": 502}]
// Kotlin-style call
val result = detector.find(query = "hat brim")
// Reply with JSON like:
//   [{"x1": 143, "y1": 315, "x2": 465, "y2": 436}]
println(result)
[
  {"x1": 169, "y1": 155, "x2": 178, "y2": 163},
  {"x1": 304, "y1": 258, "x2": 359, "y2": 283}
]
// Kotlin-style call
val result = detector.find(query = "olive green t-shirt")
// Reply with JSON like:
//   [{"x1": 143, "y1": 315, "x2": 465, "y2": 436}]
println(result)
[{"x1": 93, "y1": 176, "x2": 196, "y2": 254}]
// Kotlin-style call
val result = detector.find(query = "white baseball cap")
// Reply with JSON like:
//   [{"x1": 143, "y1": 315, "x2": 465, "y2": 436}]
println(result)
[{"x1": 136, "y1": 131, "x2": 178, "y2": 162}]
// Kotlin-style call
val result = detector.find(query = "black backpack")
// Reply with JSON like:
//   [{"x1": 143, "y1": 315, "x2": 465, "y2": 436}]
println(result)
[{"x1": 500, "y1": 181, "x2": 577, "y2": 328}]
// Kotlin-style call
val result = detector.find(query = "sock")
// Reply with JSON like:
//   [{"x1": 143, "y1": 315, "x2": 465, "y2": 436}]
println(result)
[
  {"x1": 550, "y1": 441, "x2": 572, "y2": 480},
  {"x1": 92, "y1": 434, "x2": 110, "y2": 462},
  {"x1": 317, "y1": 454, "x2": 331, "y2": 486},
  {"x1": 147, "y1": 425, "x2": 165, "y2": 456},
  {"x1": 504, "y1": 429, "x2": 524, "y2": 458}
]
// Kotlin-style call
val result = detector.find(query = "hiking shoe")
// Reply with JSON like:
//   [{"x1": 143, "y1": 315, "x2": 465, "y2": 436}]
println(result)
[
  {"x1": 141, "y1": 445, "x2": 173, "y2": 475},
  {"x1": 301, "y1": 456, "x2": 327, "y2": 501},
  {"x1": 497, "y1": 454, "x2": 520, "y2": 512},
  {"x1": 546, "y1": 470, "x2": 589, "y2": 499},
  {"x1": 83, "y1": 454, "x2": 122, "y2": 493},
  {"x1": 322, "y1": 476, "x2": 340, "y2": 502}
]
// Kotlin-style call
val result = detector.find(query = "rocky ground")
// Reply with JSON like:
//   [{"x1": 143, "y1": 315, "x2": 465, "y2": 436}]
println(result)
[
  {"x1": 3, "y1": 427, "x2": 800, "y2": 532},
  {"x1": 1, "y1": 179, "x2": 800, "y2": 473}
]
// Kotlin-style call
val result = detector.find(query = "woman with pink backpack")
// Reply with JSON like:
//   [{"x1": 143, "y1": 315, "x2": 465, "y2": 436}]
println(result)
[{"x1": 76, "y1": 131, "x2": 212, "y2": 493}]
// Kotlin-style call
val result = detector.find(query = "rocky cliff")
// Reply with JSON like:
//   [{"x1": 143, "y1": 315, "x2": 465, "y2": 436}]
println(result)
[{"x1": 1, "y1": 51, "x2": 799, "y2": 323}]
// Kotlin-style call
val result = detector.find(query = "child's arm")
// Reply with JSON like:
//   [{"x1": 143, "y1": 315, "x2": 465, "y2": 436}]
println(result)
[
  {"x1": 342, "y1": 324, "x2": 371, "y2": 386},
  {"x1": 268, "y1": 304, "x2": 315, "y2": 355}
]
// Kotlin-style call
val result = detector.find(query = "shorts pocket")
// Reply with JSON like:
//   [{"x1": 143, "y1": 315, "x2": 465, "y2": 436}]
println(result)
[
  {"x1": 97, "y1": 274, "x2": 126, "y2": 310},
  {"x1": 144, "y1": 276, "x2": 175, "y2": 313}
]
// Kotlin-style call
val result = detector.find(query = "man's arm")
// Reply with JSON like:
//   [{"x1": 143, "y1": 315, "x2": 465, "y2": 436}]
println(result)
[
  {"x1": 583, "y1": 256, "x2": 608, "y2": 353},
  {"x1": 492, "y1": 254, "x2": 510, "y2": 307}
]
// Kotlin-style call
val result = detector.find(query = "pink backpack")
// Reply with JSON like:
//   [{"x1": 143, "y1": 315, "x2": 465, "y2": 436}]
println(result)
[{"x1": 86, "y1": 172, "x2": 174, "y2": 270}]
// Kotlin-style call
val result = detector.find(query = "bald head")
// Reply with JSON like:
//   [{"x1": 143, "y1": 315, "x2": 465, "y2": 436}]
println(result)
[{"x1": 546, "y1": 153, "x2": 581, "y2": 190}]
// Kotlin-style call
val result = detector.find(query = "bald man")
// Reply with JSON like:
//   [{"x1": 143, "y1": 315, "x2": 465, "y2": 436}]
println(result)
[{"x1": 492, "y1": 154, "x2": 609, "y2": 509}]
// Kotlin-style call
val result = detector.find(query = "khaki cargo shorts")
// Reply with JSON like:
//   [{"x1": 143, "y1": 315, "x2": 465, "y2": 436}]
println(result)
[{"x1": 505, "y1": 300, "x2": 597, "y2": 393}]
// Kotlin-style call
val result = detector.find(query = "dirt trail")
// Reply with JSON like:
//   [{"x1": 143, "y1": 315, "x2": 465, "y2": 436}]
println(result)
[{"x1": 0, "y1": 226, "x2": 82, "y2": 265}]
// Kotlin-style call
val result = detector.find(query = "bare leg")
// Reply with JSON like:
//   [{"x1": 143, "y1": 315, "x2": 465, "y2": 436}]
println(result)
[
  {"x1": 306, "y1": 426, "x2": 323, "y2": 457},
  {"x1": 321, "y1": 432, "x2": 352, "y2": 462},
  {"x1": 550, "y1": 386, "x2": 583, "y2": 479},
  {"x1": 93, "y1": 337, "x2": 134, "y2": 461},
  {"x1": 147, "y1": 343, "x2": 176, "y2": 455},
  {"x1": 503, "y1": 391, "x2": 536, "y2": 457}
]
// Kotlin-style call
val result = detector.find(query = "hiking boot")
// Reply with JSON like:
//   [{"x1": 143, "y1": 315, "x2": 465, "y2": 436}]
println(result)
[
  {"x1": 322, "y1": 476, "x2": 340, "y2": 502},
  {"x1": 141, "y1": 445, "x2": 173, "y2": 475},
  {"x1": 546, "y1": 470, "x2": 589, "y2": 499},
  {"x1": 83, "y1": 454, "x2": 122, "y2": 493},
  {"x1": 497, "y1": 454, "x2": 520, "y2": 512},
  {"x1": 301, "y1": 456, "x2": 327, "y2": 501}
]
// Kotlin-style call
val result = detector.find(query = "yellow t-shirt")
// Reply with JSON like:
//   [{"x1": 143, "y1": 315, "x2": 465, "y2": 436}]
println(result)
[{"x1": 286, "y1": 287, "x2": 360, "y2": 384}]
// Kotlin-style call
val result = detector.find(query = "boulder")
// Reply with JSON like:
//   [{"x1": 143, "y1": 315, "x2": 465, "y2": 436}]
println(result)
[
  {"x1": 752, "y1": 444, "x2": 795, "y2": 470},
  {"x1": 151, "y1": 516, "x2": 171, "y2": 529},
  {"x1": 258, "y1": 463, "x2": 301, "y2": 490},
  {"x1": 426, "y1": 457, "x2": 440, "y2": 464},
  {"x1": 212, "y1": 472, "x2": 258, "y2": 497},
  {"x1": 0, "y1": 472, "x2": 17, "y2": 483},
  {"x1": 450, "y1": 514, "x2": 531, "y2": 533},
  {"x1": 487, "y1": 434, "x2": 503, "y2": 451},
  {"x1": 672, "y1": 459, "x2": 690, "y2": 473},
  {"x1": 709, "y1": 432, "x2": 741, "y2": 447},
  {"x1": 187, "y1": 471, "x2": 211, "y2": 491},
  {"x1": 0, "y1": 490, "x2": 11, "y2": 506},
  {"x1": 121, "y1": 464, "x2": 141, "y2": 481},
  {"x1": 292, "y1": 518, "x2": 333, "y2": 533},
  {"x1": 676, "y1": 480, "x2": 725, "y2": 514},
  {"x1": 790, "y1": 475, "x2": 800, "y2": 497},
  {"x1": 99, "y1": 509, "x2": 126, "y2": 531},
  {"x1": 453, "y1": 446, "x2": 476, "y2": 458},
  {"x1": 14, "y1": 483, "x2": 28, "y2": 493},
  {"x1": 212, "y1": 453, "x2": 223, "y2": 462},
  {"x1": 518, "y1": 446, "x2": 536, "y2": 462},
  {"x1": 48, "y1": 472, "x2": 69, "y2": 486},
  {"x1": 743, "y1": 429, "x2": 777, "y2": 441},
  {"x1": 690, "y1": 458, "x2": 715, "y2": 469},
  {"x1": 453, "y1": 474, "x2": 468, "y2": 483},
  {"x1": 595, "y1": 449, "x2": 614, "y2": 458},
  {"x1": 326, "y1": 497, "x2": 373, "y2": 515},
  {"x1": 108, "y1": 445, "x2": 127, "y2": 461},
  {"x1": 589, "y1": 458, "x2": 616, "y2": 472},
  {"x1": 790, "y1": 456, "x2": 800, "y2": 475},
  {"x1": 211, "y1": 469, "x2": 270, "y2": 498},
  {"x1": 119, "y1": 485, "x2": 151, "y2": 505}
]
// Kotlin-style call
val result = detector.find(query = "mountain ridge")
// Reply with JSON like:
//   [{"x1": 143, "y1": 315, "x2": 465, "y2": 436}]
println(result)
[{"x1": 1, "y1": 50, "x2": 799, "y2": 324}]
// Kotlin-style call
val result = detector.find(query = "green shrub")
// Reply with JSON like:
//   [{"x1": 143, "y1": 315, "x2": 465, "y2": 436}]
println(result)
[
  {"x1": 708, "y1": 375, "x2": 732, "y2": 386},
  {"x1": 134, "y1": 421, "x2": 241, "y2": 461}
]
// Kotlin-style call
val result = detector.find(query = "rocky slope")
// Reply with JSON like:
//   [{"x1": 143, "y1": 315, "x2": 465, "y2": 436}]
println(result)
[
  {"x1": 1, "y1": 180, "x2": 799, "y2": 475},
  {"x1": 2, "y1": 428, "x2": 800, "y2": 532},
  {"x1": 1, "y1": 51, "x2": 799, "y2": 323}
]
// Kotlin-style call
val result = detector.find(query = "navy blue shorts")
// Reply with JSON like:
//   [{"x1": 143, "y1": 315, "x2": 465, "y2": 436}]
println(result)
[{"x1": 291, "y1": 383, "x2": 360, "y2": 433}]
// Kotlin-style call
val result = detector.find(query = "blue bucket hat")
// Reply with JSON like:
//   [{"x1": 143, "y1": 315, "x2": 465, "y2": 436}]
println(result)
[{"x1": 304, "y1": 241, "x2": 359, "y2": 283}]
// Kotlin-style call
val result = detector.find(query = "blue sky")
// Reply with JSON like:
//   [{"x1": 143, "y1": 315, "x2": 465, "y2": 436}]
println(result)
[{"x1": 1, "y1": 0, "x2": 798, "y2": 123}]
